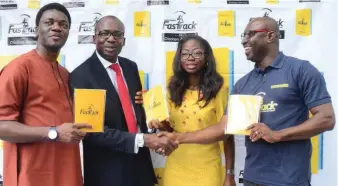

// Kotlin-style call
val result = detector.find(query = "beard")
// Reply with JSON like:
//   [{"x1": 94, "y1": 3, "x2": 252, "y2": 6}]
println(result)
[
  {"x1": 39, "y1": 35, "x2": 67, "y2": 53},
  {"x1": 44, "y1": 43, "x2": 64, "y2": 52}
]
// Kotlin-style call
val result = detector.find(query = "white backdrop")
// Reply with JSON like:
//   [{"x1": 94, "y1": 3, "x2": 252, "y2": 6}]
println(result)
[{"x1": 0, "y1": 0, "x2": 337, "y2": 185}]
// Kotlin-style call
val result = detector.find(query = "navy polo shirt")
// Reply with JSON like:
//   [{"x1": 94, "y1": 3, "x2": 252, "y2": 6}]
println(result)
[{"x1": 228, "y1": 52, "x2": 331, "y2": 186}]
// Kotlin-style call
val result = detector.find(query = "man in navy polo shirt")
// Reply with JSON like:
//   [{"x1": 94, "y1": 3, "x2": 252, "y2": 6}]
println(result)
[{"x1": 157, "y1": 16, "x2": 335, "y2": 186}]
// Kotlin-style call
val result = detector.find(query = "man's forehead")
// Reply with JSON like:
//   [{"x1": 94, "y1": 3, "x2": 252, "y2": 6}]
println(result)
[
  {"x1": 97, "y1": 18, "x2": 124, "y2": 31},
  {"x1": 41, "y1": 9, "x2": 68, "y2": 21},
  {"x1": 246, "y1": 20, "x2": 266, "y2": 30}
]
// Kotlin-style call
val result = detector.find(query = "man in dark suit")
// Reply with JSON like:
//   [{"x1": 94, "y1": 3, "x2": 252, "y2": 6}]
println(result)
[{"x1": 70, "y1": 16, "x2": 177, "y2": 186}]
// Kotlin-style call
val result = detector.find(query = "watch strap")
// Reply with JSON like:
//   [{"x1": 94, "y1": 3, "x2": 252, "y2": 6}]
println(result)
[{"x1": 226, "y1": 169, "x2": 235, "y2": 175}]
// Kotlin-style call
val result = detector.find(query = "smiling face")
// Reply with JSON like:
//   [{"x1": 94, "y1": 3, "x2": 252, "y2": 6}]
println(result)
[
  {"x1": 180, "y1": 39, "x2": 206, "y2": 75},
  {"x1": 36, "y1": 9, "x2": 70, "y2": 52},
  {"x1": 241, "y1": 19, "x2": 271, "y2": 63},
  {"x1": 93, "y1": 17, "x2": 125, "y2": 62}
]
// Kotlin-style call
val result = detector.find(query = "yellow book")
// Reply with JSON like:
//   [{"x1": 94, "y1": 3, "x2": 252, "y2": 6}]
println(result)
[
  {"x1": 225, "y1": 95, "x2": 263, "y2": 135},
  {"x1": 218, "y1": 11, "x2": 235, "y2": 37},
  {"x1": 134, "y1": 11, "x2": 151, "y2": 37},
  {"x1": 143, "y1": 85, "x2": 169, "y2": 124},
  {"x1": 74, "y1": 89, "x2": 106, "y2": 132},
  {"x1": 295, "y1": 9, "x2": 312, "y2": 36}
]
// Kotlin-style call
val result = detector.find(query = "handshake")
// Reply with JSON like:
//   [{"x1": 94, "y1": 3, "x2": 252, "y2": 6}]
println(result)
[{"x1": 143, "y1": 119, "x2": 179, "y2": 156}]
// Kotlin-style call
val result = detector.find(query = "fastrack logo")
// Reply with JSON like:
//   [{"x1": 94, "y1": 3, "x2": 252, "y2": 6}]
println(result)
[
  {"x1": 8, "y1": 14, "x2": 36, "y2": 35},
  {"x1": 78, "y1": 12, "x2": 102, "y2": 44},
  {"x1": 162, "y1": 11, "x2": 198, "y2": 42},
  {"x1": 7, "y1": 14, "x2": 36, "y2": 45},
  {"x1": 80, "y1": 105, "x2": 99, "y2": 116},
  {"x1": 162, "y1": 11, "x2": 197, "y2": 31},
  {"x1": 79, "y1": 12, "x2": 102, "y2": 32}
]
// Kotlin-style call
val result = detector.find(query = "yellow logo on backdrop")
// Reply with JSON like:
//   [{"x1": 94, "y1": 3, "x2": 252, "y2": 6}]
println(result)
[
  {"x1": 266, "y1": 0, "x2": 278, "y2": 4},
  {"x1": 218, "y1": 11, "x2": 235, "y2": 37},
  {"x1": 28, "y1": 0, "x2": 40, "y2": 9},
  {"x1": 296, "y1": 9, "x2": 312, "y2": 36},
  {"x1": 134, "y1": 11, "x2": 151, "y2": 37},
  {"x1": 271, "y1": 84, "x2": 289, "y2": 89},
  {"x1": 105, "y1": 0, "x2": 119, "y2": 5},
  {"x1": 188, "y1": 0, "x2": 201, "y2": 3}
]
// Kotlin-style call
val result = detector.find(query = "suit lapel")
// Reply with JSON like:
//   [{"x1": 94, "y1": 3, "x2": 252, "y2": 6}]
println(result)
[{"x1": 89, "y1": 53, "x2": 121, "y2": 105}]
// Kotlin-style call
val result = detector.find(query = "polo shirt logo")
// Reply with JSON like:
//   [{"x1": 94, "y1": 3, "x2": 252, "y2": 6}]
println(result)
[
  {"x1": 271, "y1": 83, "x2": 289, "y2": 89},
  {"x1": 261, "y1": 101, "x2": 278, "y2": 112}
]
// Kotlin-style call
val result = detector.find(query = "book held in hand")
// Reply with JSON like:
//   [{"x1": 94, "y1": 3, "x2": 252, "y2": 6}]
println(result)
[
  {"x1": 225, "y1": 95, "x2": 263, "y2": 135},
  {"x1": 74, "y1": 89, "x2": 106, "y2": 132},
  {"x1": 143, "y1": 85, "x2": 169, "y2": 125}
]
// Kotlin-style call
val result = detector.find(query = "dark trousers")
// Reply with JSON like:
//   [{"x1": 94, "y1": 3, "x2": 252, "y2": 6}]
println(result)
[{"x1": 243, "y1": 180, "x2": 312, "y2": 186}]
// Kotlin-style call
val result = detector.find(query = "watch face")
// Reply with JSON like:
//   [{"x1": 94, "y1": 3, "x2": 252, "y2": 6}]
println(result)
[{"x1": 48, "y1": 130, "x2": 57, "y2": 139}]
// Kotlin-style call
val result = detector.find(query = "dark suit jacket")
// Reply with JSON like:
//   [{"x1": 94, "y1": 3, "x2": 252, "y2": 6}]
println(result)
[{"x1": 70, "y1": 52, "x2": 157, "y2": 186}]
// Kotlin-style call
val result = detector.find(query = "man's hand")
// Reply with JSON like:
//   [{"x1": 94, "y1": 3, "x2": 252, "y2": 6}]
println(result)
[
  {"x1": 247, "y1": 123, "x2": 282, "y2": 143},
  {"x1": 157, "y1": 131, "x2": 180, "y2": 144},
  {"x1": 56, "y1": 123, "x2": 92, "y2": 143},
  {"x1": 144, "y1": 134, "x2": 178, "y2": 156},
  {"x1": 155, "y1": 131, "x2": 181, "y2": 155},
  {"x1": 135, "y1": 89, "x2": 147, "y2": 104},
  {"x1": 223, "y1": 175, "x2": 236, "y2": 186}
]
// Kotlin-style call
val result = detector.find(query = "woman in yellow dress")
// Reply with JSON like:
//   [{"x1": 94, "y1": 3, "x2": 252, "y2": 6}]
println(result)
[{"x1": 148, "y1": 35, "x2": 235, "y2": 186}]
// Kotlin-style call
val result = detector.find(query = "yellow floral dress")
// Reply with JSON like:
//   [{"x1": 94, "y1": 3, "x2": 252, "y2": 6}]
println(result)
[{"x1": 163, "y1": 87, "x2": 228, "y2": 186}]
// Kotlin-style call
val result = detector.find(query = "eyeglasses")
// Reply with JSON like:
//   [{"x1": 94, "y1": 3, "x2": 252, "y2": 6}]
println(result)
[
  {"x1": 181, "y1": 51, "x2": 205, "y2": 60},
  {"x1": 96, "y1": 31, "x2": 124, "y2": 40},
  {"x1": 241, "y1": 29, "x2": 270, "y2": 39}
]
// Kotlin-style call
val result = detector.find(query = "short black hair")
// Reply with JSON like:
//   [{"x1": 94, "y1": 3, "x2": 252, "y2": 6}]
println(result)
[{"x1": 35, "y1": 3, "x2": 71, "y2": 28}]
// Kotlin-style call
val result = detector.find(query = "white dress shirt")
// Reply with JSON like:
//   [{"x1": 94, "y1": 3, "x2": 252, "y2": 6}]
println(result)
[{"x1": 96, "y1": 51, "x2": 144, "y2": 153}]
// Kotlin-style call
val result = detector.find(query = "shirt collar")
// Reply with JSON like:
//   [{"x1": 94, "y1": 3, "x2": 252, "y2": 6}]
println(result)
[
  {"x1": 96, "y1": 50, "x2": 119, "y2": 69},
  {"x1": 253, "y1": 52, "x2": 285, "y2": 77}
]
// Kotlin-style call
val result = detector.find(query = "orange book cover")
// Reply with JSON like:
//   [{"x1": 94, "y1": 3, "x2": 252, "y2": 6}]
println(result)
[{"x1": 74, "y1": 89, "x2": 106, "y2": 132}]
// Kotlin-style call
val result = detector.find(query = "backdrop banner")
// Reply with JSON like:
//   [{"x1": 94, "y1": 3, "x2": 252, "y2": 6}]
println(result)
[{"x1": 0, "y1": 0, "x2": 337, "y2": 185}]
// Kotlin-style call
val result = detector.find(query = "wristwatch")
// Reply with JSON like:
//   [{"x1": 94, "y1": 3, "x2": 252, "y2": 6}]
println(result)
[
  {"x1": 136, "y1": 133, "x2": 145, "y2": 147},
  {"x1": 48, "y1": 126, "x2": 58, "y2": 141},
  {"x1": 226, "y1": 169, "x2": 235, "y2": 176}
]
